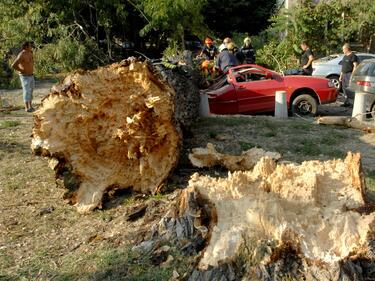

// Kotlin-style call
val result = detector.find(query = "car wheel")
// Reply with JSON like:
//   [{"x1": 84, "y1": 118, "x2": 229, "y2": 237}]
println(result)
[
  {"x1": 292, "y1": 94, "x2": 318, "y2": 116},
  {"x1": 327, "y1": 75, "x2": 341, "y2": 92}
]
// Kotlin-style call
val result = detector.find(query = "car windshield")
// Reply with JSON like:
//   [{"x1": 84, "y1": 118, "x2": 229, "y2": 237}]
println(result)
[
  {"x1": 232, "y1": 67, "x2": 271, "y2": 82},
  {"x1": 354, "y1": 62, "x2": 375, "y2": 77},
  {"x1": 316, "y1": 54, "x2": 340, "y2": 62}
]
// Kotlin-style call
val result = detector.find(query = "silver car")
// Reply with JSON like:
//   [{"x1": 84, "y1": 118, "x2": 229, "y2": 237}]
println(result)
[
  {"x1": 312, "y1": 53, "x2": 375, "y2": 90},
  {"x1": 349, "y1": 59, "x2": 375, "y2": 118}
]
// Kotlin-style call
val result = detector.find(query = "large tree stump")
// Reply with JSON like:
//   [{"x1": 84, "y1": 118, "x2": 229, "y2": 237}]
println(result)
[
  {"x1": 147, "y1": 152, "x2": 375, "y2": 280},
  {"x1": 32, "y1": 59, "x2": 199, "y2": 213}
]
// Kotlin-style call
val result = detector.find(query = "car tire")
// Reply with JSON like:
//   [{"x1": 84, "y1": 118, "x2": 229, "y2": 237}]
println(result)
[
  {"x1": 292, "y1": 94, "x2": 318, "y2": 116},
  {"x1": 327, "y1": 75, "x2": 342, "y2": 92}
]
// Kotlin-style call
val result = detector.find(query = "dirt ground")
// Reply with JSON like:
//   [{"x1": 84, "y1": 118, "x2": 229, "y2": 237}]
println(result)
[{"x1": 1, "y1": 81, "x2": 375, "y2": 280}]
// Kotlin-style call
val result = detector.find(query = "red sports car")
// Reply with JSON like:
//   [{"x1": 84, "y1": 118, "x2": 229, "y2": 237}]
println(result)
[{"x1": 206, "y1": 64, "x2": 338, "y2": 115}]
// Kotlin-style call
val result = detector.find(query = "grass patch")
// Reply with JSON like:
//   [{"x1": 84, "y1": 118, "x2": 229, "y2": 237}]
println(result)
[
  {"x1": 263, "y1": 131, "x2": 277, "y2": 137},
  {"x1": 290, "y1": 122, "x2": 312, "y2": 131},
  {"x1": 325, "y1": 149, "x2": 346, "y2": 159},
  {"x1": 199, "y1": 116, "x2": 255, "y2": 127},
  {"x1": 0, "y1": 111, "x2": 28, "y2": 118},
  {"x1": 366, "y1": 170, "x2": 375, "y2": 202},
  {"x1": 296, "y1": 139, "x2": 321, "y2": 156},
  {"x1": 0, "y1": 120, "x2": 21, "y2": 128},
  {"x1": 239, "y1": 141, "x2": 256, "y2": 151},
  {"x1": 7, "y1": 244, "x2": 191, "y2": 281}
]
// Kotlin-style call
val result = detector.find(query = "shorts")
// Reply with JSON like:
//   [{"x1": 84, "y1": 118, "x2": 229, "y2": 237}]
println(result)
[{"x1": 20, "y1": 75, "x2": 35, "y2": 102}]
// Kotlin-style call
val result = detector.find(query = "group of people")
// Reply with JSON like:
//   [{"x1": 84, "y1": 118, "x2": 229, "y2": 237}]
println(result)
[
  {"x1": 299, "y1": 41, "x2": 358, "y2": 106},
  {"x1": 9, "y1": 38, "x2": 359, "y2": 112},
  {"x1": 199, "y1": 36, "x2": 256, "y2": 76}
]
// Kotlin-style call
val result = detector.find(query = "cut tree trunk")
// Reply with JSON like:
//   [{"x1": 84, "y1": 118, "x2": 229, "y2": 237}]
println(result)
[
  {"x1": 316, "y1": 116, "x2": 375, "y2": 133},
  {"x1": 32, "y1": 59, "x2": 200, "y2": 213}
]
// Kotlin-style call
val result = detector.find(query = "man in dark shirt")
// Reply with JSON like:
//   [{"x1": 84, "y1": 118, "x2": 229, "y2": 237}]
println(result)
[
  {"x1": 216, "y1": 42, "x2": 239, "y2": 74},
  {"x1": 339, "y1": 43, "x2": 359, "y2": 106},
  {"x1": 300, "y1": 41, "x2": 314, "y2": 75}
]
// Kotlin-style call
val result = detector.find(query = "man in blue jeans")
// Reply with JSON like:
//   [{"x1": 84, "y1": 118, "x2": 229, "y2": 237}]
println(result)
[{"x1": 11, "y1": 41, "x2": 35, "y2": 112}]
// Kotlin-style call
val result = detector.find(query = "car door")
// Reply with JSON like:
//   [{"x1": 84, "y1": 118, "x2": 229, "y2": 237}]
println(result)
[{"x1": 233, "y1": 68, "x2": 284, "y2": 114}]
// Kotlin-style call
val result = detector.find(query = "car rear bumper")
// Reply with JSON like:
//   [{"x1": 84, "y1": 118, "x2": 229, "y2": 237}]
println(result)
[{"x1": 349, "y1": 84, "x2": 375, "y2": 95}]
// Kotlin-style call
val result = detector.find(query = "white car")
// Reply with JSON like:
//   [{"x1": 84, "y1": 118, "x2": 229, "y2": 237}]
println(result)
[{"x1": 312, "y1": 53, "x2": 375, "y2": 90}]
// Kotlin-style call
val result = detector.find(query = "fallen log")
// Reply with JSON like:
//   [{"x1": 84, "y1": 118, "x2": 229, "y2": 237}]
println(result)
[
  {"x1": 31, "y1": 59, "x2": 200, "y2": 213},
  {"x1": 144, "y1": 152, "x2": 375, "y2": 280},
  {"x1": 189, "y1": 143, "x2": 281, "y2": 171},
  {"x1": 316, "y1": 116, "x2": 375, "y2": 133}
]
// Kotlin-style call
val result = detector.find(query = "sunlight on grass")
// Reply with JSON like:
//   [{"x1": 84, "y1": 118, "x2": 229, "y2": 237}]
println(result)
[{"x1": 0, "y1": 120, "x2": 21, "y2": 128}]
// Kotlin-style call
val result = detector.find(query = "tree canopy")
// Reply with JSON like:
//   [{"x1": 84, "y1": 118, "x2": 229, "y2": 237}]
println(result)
[
  {"x1": 256, "y1": 0, "x2": 375, "y2": 72},
  {"x1": 203, "y1": 0, "x2": 277, "y2": 38}
]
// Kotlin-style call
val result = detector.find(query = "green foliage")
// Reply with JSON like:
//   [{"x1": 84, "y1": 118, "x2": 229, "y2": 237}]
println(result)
[
  {"x1": 257, "y1": 0, "x2": 375, "y2": 71},
  {"x1": 140, "y1": 0, "x2": 208, "y2": 49},
  {"x1": 0, "y1": 0, "x2": 280, "y2": 85},
  {"x1": 203, "y1": 0, "x2": 277, "y2": 38},
  {"x1": 0, "y1": 120, "x2": 21, "y2": 128},
  {"x1": 256, "y1": 40, "x2": 299, "y2": 72}
]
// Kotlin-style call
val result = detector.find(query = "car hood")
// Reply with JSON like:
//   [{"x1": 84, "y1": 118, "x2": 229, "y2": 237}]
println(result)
[
  {"x1": 283, "y1": 75, "x2": 329, "y2": 82},
  {"x1": 282, "y1": 75, "x2": 331, "y2": 87}
]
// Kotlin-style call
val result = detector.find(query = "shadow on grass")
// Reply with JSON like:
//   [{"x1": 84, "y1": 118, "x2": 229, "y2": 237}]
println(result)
[{"x1": 0, "y1": 140, "x2": 29, "y2": 155}]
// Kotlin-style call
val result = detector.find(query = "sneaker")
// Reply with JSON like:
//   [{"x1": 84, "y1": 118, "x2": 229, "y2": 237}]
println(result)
[{"x1": 26, "y1": 108, "x2": 35, "y2": 112}]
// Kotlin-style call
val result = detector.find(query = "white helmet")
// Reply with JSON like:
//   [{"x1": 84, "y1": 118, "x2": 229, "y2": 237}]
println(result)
[{"x1": 244, "y1": 37, "x2": 251, "y2": 44}]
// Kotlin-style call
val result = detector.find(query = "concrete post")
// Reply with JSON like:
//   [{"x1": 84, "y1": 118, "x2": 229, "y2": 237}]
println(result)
[
  {"x1": 275, "y1": 90, "x2": 288, "y2": 119},
  {"x1": 199, "y1": 92, "x2": 211, "y2": 117},
  {"x1": 352, "y1": 92, "x2": 367, "y2": 121}
]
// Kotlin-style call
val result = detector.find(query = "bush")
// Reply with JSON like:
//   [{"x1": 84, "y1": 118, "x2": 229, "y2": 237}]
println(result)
[
  {"x1": 0, "y1": 60, "x2": 21, "y2": 89},
  {"x1": 256, "y1": 40, "x2": 299, "y2": 72},
  {"x1": 35, "y1": 38, "x2": 105, "y2": 78}
]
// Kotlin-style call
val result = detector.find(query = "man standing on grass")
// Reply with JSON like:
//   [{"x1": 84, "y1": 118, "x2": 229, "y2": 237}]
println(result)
[{"x1": 11, "y1": 41, "x2": 35, "y2": 112}]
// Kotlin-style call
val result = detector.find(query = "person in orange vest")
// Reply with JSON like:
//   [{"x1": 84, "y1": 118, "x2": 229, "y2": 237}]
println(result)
[{"x1": 199, "y1": 37, "x2": 218, "y2": 78}]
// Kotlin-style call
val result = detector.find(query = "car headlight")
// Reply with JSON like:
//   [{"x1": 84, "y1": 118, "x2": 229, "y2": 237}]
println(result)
[{"x1": 328, "y1": 81, "x2": 335, "y2": 88}]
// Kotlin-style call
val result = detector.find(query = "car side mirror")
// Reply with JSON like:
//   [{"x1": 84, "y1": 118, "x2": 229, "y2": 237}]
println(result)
[
  {"x1": 227, "y1": 76, "x2": 234, "y2": 84},
  {"x1": 266, "y1": 72, "x2": 272, "y2": 79}
]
